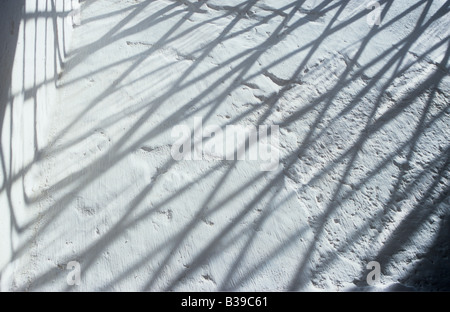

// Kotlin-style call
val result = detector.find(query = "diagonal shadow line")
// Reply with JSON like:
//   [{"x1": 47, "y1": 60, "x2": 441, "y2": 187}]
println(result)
[
  {"x1": 280, "y1": 15, "x2": 449, "y2": 128},
  {"x1": 81, "y1": 2, "x2": 147, "y2": 25},
  {"x1": 160, "y1": 166, "x2": 289, "y2": 291},
  {"x1": 374, "y1": 166, "x2": 449, "y2": 275},
  {"x1": 58, "y1": 0, "x2": 260, "y2": 89},
  {"x1": 143, "y1": 158, "x2": 242, "y2": 290}
]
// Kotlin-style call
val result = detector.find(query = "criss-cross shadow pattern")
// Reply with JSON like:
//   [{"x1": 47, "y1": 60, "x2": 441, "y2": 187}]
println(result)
[{"x1": 2, "y1": 0, "x2": 449, "y2": 291}]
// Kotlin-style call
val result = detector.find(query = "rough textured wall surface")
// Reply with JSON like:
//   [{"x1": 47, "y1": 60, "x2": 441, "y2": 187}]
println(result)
[{"x1": 1, "y1": 0, "x2": 449, "y2": 291}]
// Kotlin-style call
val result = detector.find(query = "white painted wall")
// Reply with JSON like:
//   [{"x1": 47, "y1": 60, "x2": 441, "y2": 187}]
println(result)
[{"x1": 0, "y1": 0, "x2": 76, "y2": 280}]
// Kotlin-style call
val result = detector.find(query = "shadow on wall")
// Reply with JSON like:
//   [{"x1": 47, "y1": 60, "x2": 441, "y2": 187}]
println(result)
[
  {"x1": 2, "y1": 0, "x2": 450, "y2": 291},
  {"x1": 0, "y1": 0, "x2": 73, "y2": 276},
  {"x1": 0, "y1": 0, "x2": 25, "y2": 274}
]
